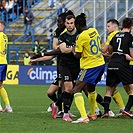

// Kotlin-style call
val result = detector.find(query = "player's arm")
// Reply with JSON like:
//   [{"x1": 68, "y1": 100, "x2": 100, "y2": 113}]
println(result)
[
  {"x1": 53, "y1": 38, "x2": 58, "y2": 49},
  {"x1": 31, "y1": 48, "x2": 61, "y2": 59},
  {"x1": 126, "y1": 37, "x2": 133, "y2": 60},
  {"x1": 59, "y1": 42, "x2": 73, "y2": 53},
  {"x1": 125, "y1": 54, "x2": 133, "y2": 61},
  {"x1": 130, "y1": 49, "x2": 133, "y2": 57},
  {"x1": 29, "y1": 55, "x2": 56, "y2": 65},
  {"x1": 71, "y1": 45, "x2": 81, "y2": 58},
  {"x1": 101, "y1": 44, "x2": 112, "y2": 57}
]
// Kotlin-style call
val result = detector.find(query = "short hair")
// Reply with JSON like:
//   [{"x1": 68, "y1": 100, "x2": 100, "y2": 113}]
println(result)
[
  {"x1": 107, "y1": 19, "x2": 119, "y2": 26},
  {"x1": 122, "y1": 18, "x2": 132, "y2": 29},
  {"x1": 66, "y1": 15, "x2": 75, "y2": 20},
  {"x1": 58, "y1": 12, "x2": 67, "y2": 22},
  {"x1": 75, "y1": 13, "x2": 86, "y2": 27},
  {"x1": 58, "y1": 10, "x2": 75, "y2": 22},
  {"x1": 66, "y1": 10, "x2": 75, "y2": 17},
  {"x1": 0, "y1": 20, "x2": 6, "y2": 26},
  {"x1": 34, "y1": 40, "x2": 39, "y2": 44}
]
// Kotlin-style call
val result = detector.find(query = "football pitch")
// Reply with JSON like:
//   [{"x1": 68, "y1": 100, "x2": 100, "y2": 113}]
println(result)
[{"x1": 0, "y1": 85, "x2": 133, "y2": 133}]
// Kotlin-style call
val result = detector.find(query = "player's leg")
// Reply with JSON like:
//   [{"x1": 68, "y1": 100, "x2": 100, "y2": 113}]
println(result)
[
  {"x1": 73, "y1": 80, "x2": 89, "y2": 123},
  {"x1": 87, "y1": 65, "x2": 105, "y2": 120},
  {"x1": 83, "y1": 86, "x2": 102, "y2": 117},
  {"x1": 118, "y1": 66, "x2": 133, "y2": 118},
  {"x1": 0, "y1": 65, "x2": 12, "y2": 113},
  {"x1": 61, "y1": 81, "x2": 73, "y2": 122},
  {"x1": 111, "y1": 87, "x2": 125, "y2": 112},
  {"x1": 101, "y1": 85, "x2": 112, "y2": 118},
  {"x1": 87, "y1": 84, "x2": 97, "y2": 120},
  {"x1": 122, "y1": 84, "x2": 133, "y2": 118},
  {"x1": 56, "y1": 80, "x2": 64, "y2": 118},
  {"x1": 0, "y1": 97, "x2": 3, "y2": 112},
  {"x1": 0, "y1": 84, "x2": 12, "y2": 112}
]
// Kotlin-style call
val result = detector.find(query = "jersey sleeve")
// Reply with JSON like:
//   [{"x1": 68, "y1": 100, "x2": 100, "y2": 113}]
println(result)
[
  {"x1": 53, "y1": 28, "x2": 60, "y2": 39},
  {"x1": 75, "y1": 34, "x2": 83, "y2": 53},
  {"x1": 58, "y1": 34, "x2": 65, "y2": 45}
]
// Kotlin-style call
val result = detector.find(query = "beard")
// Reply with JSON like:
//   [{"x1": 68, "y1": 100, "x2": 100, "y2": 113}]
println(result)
[{"x1": 67, "y1": 28, "x2": 75, "y2": 33}]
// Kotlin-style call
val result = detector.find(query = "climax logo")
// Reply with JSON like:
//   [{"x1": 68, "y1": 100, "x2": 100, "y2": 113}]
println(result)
[{"x1": 27, "y1": 67, "x2": 57, "y2": 80}]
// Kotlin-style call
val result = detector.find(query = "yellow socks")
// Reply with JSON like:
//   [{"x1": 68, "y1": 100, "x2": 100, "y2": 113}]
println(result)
[
  {"x1": 88, "y1": 91, "x2": 96, "y2": 115},
  {"x1": 112, "y1": 90, "x2": 125, "y2": 109},
  {"x1": 0, "y1": 87, "x2": 10, "y2": 106},
  {"x1": 74, "y1": 93, "x2": 88, "y2": 118}
]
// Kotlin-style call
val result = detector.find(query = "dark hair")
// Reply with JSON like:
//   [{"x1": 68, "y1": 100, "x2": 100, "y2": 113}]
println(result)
[
  {"x1": 58, "y1": 10, "x2": 75, "y2": 22},
  {"x1": 34, "y1": 40, "x2": 39, "y2": 44},
  {"x1": 66, "y1": 15, "x2": 75, "y2": 20},
  {"x1": 75, "y1": 13, "x2": 86, "y2": 27},
  {"x1": 107, "y1": 19, "x2": 119, "y2": 26},
  {"x1": 66, "y1": 10, "x2": 74, "y2": 17},
  {"x1": 58, "y1": 12, "x2": 67, "y2": 22},
  {"x1": 122, "y1": 18, "x2": 132, "y2": 29}
]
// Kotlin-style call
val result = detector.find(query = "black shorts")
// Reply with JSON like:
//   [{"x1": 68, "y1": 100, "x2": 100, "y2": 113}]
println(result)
[
  {"x1": 51, "y1": 78, "x2": 59, "y2": 86},
  {"x1": 59, "y1": 65, "x2": 80, "y2": 82},
  {"x1": 106, "y1": 63, "x2": 133, "y2": 87}
]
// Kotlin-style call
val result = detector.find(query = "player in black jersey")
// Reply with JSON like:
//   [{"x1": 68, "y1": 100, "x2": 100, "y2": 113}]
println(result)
[
  {"x1": 51, "y1": 15, "x2": 80, "y2": 122},
  {"x1": 47, "y1": 11, "x2": 77, "y2": 118},
  {"x1": 46, "y1": 12, "x2": 67, "y2": 116},
  {"x1": 102, "y1": 18, "x2": 133, "y2": 118},
  {"x1": 29, "y1": 12, "x2": 79, "y2": 120}
]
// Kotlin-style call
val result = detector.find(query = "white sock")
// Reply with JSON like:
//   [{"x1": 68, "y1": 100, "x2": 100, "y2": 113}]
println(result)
[{"x1": 6, "y1": 104, "x2": 11, "y2": 109}]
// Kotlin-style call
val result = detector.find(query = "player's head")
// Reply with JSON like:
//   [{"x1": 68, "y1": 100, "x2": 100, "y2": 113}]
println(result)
[
  {"x1": 0, "y1": 20, "x2": 6, "y2": 32},
  {"x1": 65, "y1": 15, "x2": 75, "y2": 33},
  {"x1": 57, "y1": 10, "x2": 74, "y2": 29},
  {"x1": 106, "y1": 19, "x2": 119, "y2": 34},
  {"x1": 122, "y1": 18, "x2": 132, "y2": 31},
  {"x1": 75, "y1": 13, "x2": 86, "y2": 33},
  {"x1": 57, "y1": 12, "x2": 67, "y2": 28}
]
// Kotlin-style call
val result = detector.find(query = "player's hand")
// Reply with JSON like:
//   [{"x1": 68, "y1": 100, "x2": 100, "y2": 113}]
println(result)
[
  {"x1": 29, "y1": 59, "x2": 37, "y2": 65},
  {"x1": 125, "y1": 54, "x2": 133, "y2": 61},
  {"x1": 102, "y1": 52, "x2": 111, "y2": 57}
]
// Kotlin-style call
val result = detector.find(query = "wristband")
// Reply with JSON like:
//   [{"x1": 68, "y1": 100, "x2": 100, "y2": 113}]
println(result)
[{"x1": 41, "y1": 52, "x2": 45, "y2": 56}]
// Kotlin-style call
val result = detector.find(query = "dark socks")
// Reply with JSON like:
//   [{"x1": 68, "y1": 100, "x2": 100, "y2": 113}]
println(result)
[
  {"x1": 125, "y1": 95, "x2": 133, "y2": 111},
  {"x1": 96, "y1": 93, "x2": 104, "y2": 107},
  {"x1": 62, "y1": 91, "x2": 71, "y2": 113},
  {"x1": 57, "y1": 87, "x2": 62, "y2": 111},
  {"x1": 47, "y1": 93, "x2": 57, "y2": 102},
  {"x1": 104, "y1": 96, "x2": 111, "y2": 114}
]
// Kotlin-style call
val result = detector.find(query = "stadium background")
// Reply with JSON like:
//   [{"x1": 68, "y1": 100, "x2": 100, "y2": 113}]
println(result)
[{"x1": 1, "y1": 0, "x2": 133, "y2": 85}]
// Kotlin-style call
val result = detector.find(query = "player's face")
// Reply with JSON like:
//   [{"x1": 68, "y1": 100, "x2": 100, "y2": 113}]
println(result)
[
  {"x1": 57, "y1": 17, "x2": 65, "y2": 28},
  {"x1": 65, "y1": 18, "x2": 75, "y2": 33},
  {"x1": 106, "y1": 22, "x2": 114, "y2": 34},
  {"x1": 0, "y1": 23, "x2": 5, "y2": 32}
]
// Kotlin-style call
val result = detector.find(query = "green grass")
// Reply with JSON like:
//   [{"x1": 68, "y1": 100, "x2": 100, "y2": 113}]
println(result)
[{"x1": 0, "y1": 85, "x2": 133, "y2": 133}]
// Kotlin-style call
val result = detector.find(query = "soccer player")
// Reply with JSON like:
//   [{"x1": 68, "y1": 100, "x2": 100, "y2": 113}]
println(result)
[
  {"x1": 31, "y1": 11, "x2": 75, "y2": 117},
  {"x1": 46, "y1": 12, "x2": 67, "y2": 117},
  {"x1": 102, "y1": 17, "x2": 133, "y2": 118},
  {"x1": 34, "y1": 15, "x2": 80, "y2": 122},
  {"x1": 46, "y1": 11, "x2": 77, "y2": 118},
  {"x1": 51, "y1": 14, "x2": 80, "y2": 122},
  {"x1": 72, "y1": 13, "x2": 105, "y2": 123},
  {"x1": 102, "y1": 19, "x2": 132, "y2": 116},
  {"x1": 0, "y1": 20, "x2": 12, "y2": 112}
]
